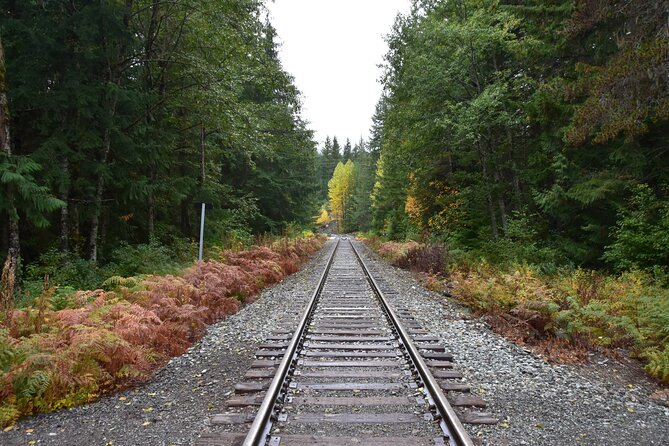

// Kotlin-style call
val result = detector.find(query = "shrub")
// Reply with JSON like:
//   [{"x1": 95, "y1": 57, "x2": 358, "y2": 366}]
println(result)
[
  {"x1": 393, "y1": 245, "x2": 448, "y2": 275},
  {"x1": 643, "y1": 348, "x2": 669, "y2": 383},
  {"x1": 106, "y1": 241, "x2": 184, "y2": 277},
  {"x1": 449, "y1": 263, "x2": 669, "y2": 381},
  {"x1": 23, "y1": 250, "x2": 105, "y2": 299},
  {"x1": 603, "y1": 184, "x2": 669, "y2": 271},
  {"x1": 377, "y1": 241, "x2": 421, "y2": 263}
]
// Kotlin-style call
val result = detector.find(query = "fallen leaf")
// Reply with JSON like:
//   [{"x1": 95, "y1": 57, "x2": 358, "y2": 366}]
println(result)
[
  {"x1": 142, "y1": 421, "x2": 151, "y2": 426},
  {"x1": 25, "y1": 429, "x2": 34, "y2": 433},
  {"x1": 142, "y1": 407, "x2": 154, "y2": 412},
  {"x1": 118, "y1": 397, "x2": 127, "y2": 401},
  {"x1": 3, "y1": 425, "x2": 15, "y2": 433}
]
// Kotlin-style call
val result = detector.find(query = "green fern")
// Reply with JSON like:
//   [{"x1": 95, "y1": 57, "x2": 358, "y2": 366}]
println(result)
[
  {"x1": 0, "y1": 154, "x2": 64, "y2": 228},
  {"x1": 0, "y1": 402, "x2": 19, "y2": 426},
  {"x1": 102, "y1": 275, "x2": 141, "y2": 291},
  {"x1": 18, "y1": 370, "x2": 50, "y2": 400},
  {"x1": 0, "y1": 329, "x2": 20, "y2": 373},
  {"x1": 643, "y1": 348, "x2": 669, "y2": 382}
]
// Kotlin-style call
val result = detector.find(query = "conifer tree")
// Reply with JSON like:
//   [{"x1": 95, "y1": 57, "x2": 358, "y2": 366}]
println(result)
[{"x1": 342, "y1": 138, "x2": 352, "y2": 162}]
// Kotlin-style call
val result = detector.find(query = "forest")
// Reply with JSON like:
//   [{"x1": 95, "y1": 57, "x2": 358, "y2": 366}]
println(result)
[
  {"x1": 324, "y1": 0, "x2": 668, "y2": 271},
  {"x1": 0, "y1": 0, "x2": 668, "y2": 427},
  {"x1": 0, "y1": 0, "x2": 319, "y2": 299},
  {"x1": 318, "y1": 0, "x2": 669, "y2": 383}
]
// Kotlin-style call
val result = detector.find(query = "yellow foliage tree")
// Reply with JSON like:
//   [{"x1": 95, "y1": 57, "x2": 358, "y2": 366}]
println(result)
[
  {"x1": 328, "y1": 160, "x2": 355, "y2": 231},
  {"x1": 315, "y1": 207, "x2": 330, "y2": 226}
]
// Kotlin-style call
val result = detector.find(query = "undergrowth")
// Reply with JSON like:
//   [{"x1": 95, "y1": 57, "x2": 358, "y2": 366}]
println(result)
[
  {"x1": 0, "y1": 236, "x2": 324, "y2": 427},
  {"x1": 363, "y1": 237, "x2": 669, "y2": 384}
]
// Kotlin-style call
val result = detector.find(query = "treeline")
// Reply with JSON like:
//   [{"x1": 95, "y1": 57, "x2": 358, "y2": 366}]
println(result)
[
  {"x1": 316, "y1": 135, "x2": 377, "y2": 232},
  {"x1": 0, "y1": 1, "x2": 318, "y2": 285},
  {"x1": 369, "y1": 0, "x2": 668, "y2": 270}
]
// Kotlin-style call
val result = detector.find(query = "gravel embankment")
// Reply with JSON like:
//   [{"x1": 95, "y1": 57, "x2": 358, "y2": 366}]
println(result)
[
  {"x1": 354, "y1": 240, "x2": 669, "y2": 446},
  {"x1": 2, "y1": 238, "x2": 667, "y2": 446},
  {"x1": 0, "y1": 241, "x2": 335, "y2": 446}
]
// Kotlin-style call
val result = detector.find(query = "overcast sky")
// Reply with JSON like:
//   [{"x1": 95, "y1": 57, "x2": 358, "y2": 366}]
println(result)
[{"x1": 266, "y1": 0, "x2": 411, "y2": 147}]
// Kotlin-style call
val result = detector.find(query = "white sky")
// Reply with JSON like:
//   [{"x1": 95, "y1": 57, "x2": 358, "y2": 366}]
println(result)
[{"x1": 266, "y1": 0, "x2": 411, "y2": 147}]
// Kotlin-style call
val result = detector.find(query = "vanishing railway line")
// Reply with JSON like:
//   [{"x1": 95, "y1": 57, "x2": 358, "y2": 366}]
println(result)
[{"x1": 197, "y1": 238, "x2": 495, "y2": 446}]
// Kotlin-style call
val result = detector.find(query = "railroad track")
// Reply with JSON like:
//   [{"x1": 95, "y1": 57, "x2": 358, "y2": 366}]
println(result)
[{"x1": 197, "y1": 238, "x2": 496, "y2": 446}]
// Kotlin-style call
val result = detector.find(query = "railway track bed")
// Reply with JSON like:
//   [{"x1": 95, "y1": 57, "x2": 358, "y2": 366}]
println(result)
[
  {"x1": 197, "y1": 238, "x2": 496, "y2": 445},
  {"x1": 3, "y1": 238, "x2": 668, "y2": 446}
]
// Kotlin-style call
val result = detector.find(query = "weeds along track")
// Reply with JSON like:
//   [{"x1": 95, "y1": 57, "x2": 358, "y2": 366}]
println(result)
[{"x1": 197, "y1": 238, "x2": 496, "y2": 446}]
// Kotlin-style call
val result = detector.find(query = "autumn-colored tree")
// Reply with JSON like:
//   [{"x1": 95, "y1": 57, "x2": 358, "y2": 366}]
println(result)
[
  {"x1": 328, "y1": 160, "x2": 355, "y2": 231},
  {"x1": 315, "y1": 207, "x2": 330, "y2": 226}
]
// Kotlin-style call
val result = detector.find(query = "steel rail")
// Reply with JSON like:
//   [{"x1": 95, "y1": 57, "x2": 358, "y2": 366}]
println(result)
[
  {"x1": 242, "y1": 238, "x2": 340, "y2": 446},
  {"x1": 350, "y1": 240, "x2": 475, "y2": 446}
]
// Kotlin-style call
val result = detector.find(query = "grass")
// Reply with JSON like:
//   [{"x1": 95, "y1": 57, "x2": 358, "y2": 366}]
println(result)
[
  {"x1": 361, "y1": 235, "x2": 669, "y2": 384},
  {"x1": 0, "y1": 236, "x2": 324, "y2": 427}
]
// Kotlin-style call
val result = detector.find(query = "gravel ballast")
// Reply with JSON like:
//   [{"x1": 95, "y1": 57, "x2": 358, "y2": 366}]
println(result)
[{"x1": 2, "y1": 238, "x2": 668, "y2": 446}]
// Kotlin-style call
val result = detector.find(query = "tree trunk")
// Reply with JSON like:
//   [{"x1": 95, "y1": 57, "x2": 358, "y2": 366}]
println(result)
[
  {"x1": 6, "y1": 218, "x2": 19, "y2": 273},
  {"x1": 89, "y1": 124, "x2": 111, "y2": 262},
  {"x1": 493, "y1": 167, "x2": 508, "y2": 232},
  {"x1": 181, "y1": 199, "x2": 192, "y2": 235},
  {"x1": 60, "y1": 158, "x2": 70, "y2": 252},
  {"x1": 507, "y1": 128, "x2": 522, "y2": 204},
  {"x1": 148, "y1": 168, "x2": 156, "y2": 241},
  {"x1": 144, "y1": 0, "x2": 159, "y2": 242},
  {"x1": 89, "y1": 0, "x2": 132, "y2": 261},
  {"x1": 478, "y1": 143, "x2": 498, "y2": 238},
  {"x1": 148, "y1": 196, "x2": 155, "y2": 240},
  {"x1": 200, "y1": 124, "x2": 206, "y2": 186},
  {"x1": 486, "y1": 190, "x2": 499, "y2": 238},
  {"x1": 88, "y1": 74, "x2": 119, "y2": 260},
  {"x1": 0, "y1": 37, "x2": 19, "y2": 305}
]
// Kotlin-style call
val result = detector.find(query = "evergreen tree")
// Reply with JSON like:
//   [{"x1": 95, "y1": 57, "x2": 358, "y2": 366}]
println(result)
[
  {"x1": 331, "y1": 136, "x2": 342, "y2": 163},
  {"x1": 342, "y1": 138, "x2": 352, "y2": 162}
]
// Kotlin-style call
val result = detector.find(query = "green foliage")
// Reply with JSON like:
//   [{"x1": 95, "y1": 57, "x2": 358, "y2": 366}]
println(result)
[
  {"x1": 50, "y1": 286, "x2": 77, "y2": 311},
  {"x1": 367, "y1": 0, "x2": 668, "y2": 271},
  {"x1": 2, "y1": 0, "x2": 319, "y2": 274},
  {"x1": 643, "y1": 348, "x2": 669, "y2": 383},
  {"x1": 21, "y1": 240, "x2": 190, "y2": 302},
  {"x1": 107, "y1": 241, "x2": 184, "y2": 278},
  {"x1": 101, "y1": 276, "x2": 141, "y2": 292},
  {"x1": 470, "y1": 210, "x2": 565, "y2": 269},
  {"x1": 23, "y1": 250, "x2": 104, "y2": 298},
  {"x1": 603, "y1": 184, "x2": 669, "y2": 271},
  {"x1": 0, "y1": 154, "x2": 63, "y2": 227}
]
